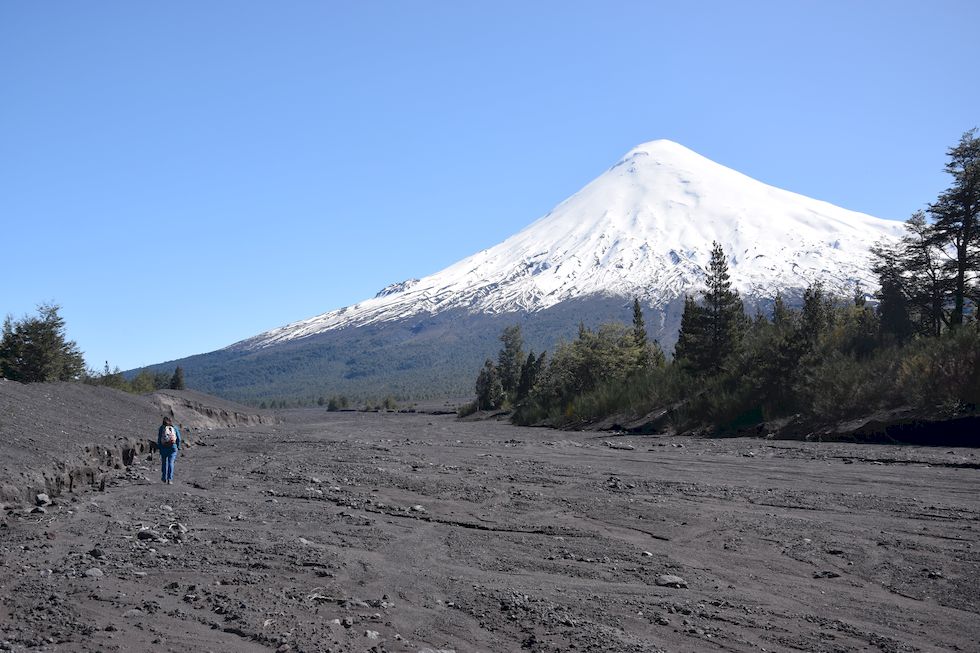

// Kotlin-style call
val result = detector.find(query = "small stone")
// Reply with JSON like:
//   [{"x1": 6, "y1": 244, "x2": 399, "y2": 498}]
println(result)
[
  {"x1": 605, "y1": 441, "x2": 635, "y2": 450},
  {"x1": 364, "y1": 630, "x2": 380, "y2": 640},
  {"x1": 85, "y1": 567, "x2": 104, "y2": 578},
  {"x1": 641, "y1": 551, "x2": 653, "y2": 557},
  {"x1": 123, "y1": 608, "x2": 144, "y2": 618},
  {"x1": 31, "y1": 506, "x2": 46, "y2": 514},
  {"x1": 136, "y1": 530, "x2": 156, "y2": 541},
  {"x1": 655, "y1": 574, "x2": 688, "y2": 588},
  {"x1": 813, "y1": 570, "x2": 841, "y2": 579},
  {"x1": 341, "y1": 617, "x2": 354, "y2": 628},
  {"x1": 89, "y1": 548, "x2": 105, "y2": 559},
  {"x1": 36, "y1": 493, "x2": 51, "y2": 506},
  {"x1": 411, "y1": 505, "x2": 426, "y2": 513}
]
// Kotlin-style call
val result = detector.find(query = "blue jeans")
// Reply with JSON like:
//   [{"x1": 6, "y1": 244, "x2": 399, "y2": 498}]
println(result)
[{"x1": 160, "y1": 451, "x2": 177, "y2": 482}]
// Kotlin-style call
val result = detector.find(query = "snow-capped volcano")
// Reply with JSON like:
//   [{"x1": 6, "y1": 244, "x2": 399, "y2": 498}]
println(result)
[{"x1": 242, "y1": 140, "x2": 905, "y2": 349}]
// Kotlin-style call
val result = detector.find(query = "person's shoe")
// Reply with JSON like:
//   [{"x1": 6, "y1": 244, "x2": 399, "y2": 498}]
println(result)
[{"x1": 167, "y1": 480, "x2": 172, "y2": 485}]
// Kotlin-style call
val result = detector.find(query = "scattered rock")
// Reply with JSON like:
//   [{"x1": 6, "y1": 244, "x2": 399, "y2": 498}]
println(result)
[
  {"x1": 605, "y1": 441, "x2": 635, "y2": 450},
  {"x1": 136, "y1": 530, "x2": 157, "y2": 541},
  {"x1": 411, "y1": 505, "x2": 426, "y2": 513},
  {"x1": 88, "y1": 548, "x2": 105, "y2": 559},
  {"x1": 655, "y1": 574, "x2": 688, "y2": 588},
  {"x1": 813, "y1": 570, "x2": 841, "y2": 579},
  {"x1": 364, "y1": 630, "x2": 380, "y2": 640},
  {"x1": 84, "y1": 567, "x2": 104, "y2": 578},
  {"x1": 36, "y1": 493, "x2": 51, "y2": 506}
]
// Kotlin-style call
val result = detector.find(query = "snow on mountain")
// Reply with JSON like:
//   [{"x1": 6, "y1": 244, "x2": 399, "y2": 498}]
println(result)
[{"x1": 241, "y1": 140, "x2": 906, "y2": 349}]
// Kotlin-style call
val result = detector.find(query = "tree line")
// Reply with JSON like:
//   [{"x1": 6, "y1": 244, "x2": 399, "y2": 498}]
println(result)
[
  {"x1": 1, "y1": 302, "x2": 185, "y2": 392},
  {"x1": 86, "y1": 362, "x2": 186, "y2": 393},
  {"x1": 469, "y1": 130, "x2": 980, "y2": 432}
]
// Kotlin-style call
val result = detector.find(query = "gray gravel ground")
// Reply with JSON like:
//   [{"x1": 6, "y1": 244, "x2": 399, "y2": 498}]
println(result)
[{"x1": 1, "y1": 384, "x2": 979, "y2": 652}]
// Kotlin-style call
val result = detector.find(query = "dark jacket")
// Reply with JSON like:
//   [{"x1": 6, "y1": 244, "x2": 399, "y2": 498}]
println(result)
[{"x1": 157, "y1": 424, "x2": 182, "y2": 456}]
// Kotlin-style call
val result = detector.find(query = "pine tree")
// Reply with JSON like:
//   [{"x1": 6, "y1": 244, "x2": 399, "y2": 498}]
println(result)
[
  {"x1": 631, "y1": 298, "x2": 647, "y2": 347},
  {"x1": 772, "y1": 292, "x2": 792, "y2": 326},
  {"x1": 872, "y1": 211, "x2": 951, "y2": 337},
  {"x1": 475, "y1": 359, "x2": 504, "y2": 410},
  {"x1": 927, "y1": 129, "x2": 980, "y2": 326},
  {"x1": 871, "y1": 241, "x2": 915, "y2": 342},
  {"x1": 496, "y1": 325, "x2": 525, "y2": 400},
  {"x1": 674, "y1": 295, "x2": 707, "y2": 369},
  {"x1": 800, "y1": 283, "x2": 832, "y2": 344},
  {"x1": 674, "y1": 242, "x2": 745, "y2": 374},
  {"x1": 169, "y1": 366, "x2": 186, "y2": 390},
  {"x1": 631, "y1": 297, "x2": 650, "y2": 367},
  {"x1": 130, "y1": 369, "x2": 156, "y2": 393},
  {"x1": 516, "y1": 351, "x2": 537, "y2": 402},
  {"x1": 0, "y1": 303, "x2": 85, "y2": 382},
  {"x1": 904, "y1": 212, "x2": 953, "y2": 336}
]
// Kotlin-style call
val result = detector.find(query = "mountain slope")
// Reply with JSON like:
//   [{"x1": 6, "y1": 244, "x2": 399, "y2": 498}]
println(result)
[{"x1": 241, "y1": 140, "x2": 903, "y2": 351}]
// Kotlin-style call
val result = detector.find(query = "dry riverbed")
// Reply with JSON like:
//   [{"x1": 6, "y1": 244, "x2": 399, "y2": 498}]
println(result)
[{"x1": 2, "y1": 409, "x2": 978, "y2": 652}]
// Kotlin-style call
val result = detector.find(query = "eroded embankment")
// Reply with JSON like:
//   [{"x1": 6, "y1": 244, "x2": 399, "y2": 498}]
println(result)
[
  {"x1": 0, "y1": 436, "x2": 156, "y2": 508},
  {"x1": 151, "y1": 389, "x2": 275, "y2": 430},
  {"x1": 0, "y1": 380, "x2": 270, "y2": 510},
  {"x1": 610, "y1": 403, "x2": 980, "y2": 447}
]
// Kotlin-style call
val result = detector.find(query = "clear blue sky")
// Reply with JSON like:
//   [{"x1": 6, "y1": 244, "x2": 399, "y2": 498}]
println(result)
[{"x1": 2, "y1": 1, "x2": 977, "y2": 371}]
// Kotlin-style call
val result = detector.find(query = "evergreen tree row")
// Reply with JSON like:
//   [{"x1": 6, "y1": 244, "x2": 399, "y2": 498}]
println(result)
[{"x1": 476, "y1": 129, "x2": 980, "y2": 434}]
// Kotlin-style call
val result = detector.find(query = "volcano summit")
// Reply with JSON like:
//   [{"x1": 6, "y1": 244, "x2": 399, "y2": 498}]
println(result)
[
  {"x1": 161, "y1": 141, "x2": 906, "y2": 401},
  {"x1": 243, "y1": 140, "x2": 903, "y2": 349}
]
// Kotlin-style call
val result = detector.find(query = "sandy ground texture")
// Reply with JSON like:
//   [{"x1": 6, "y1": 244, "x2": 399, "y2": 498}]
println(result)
[{"x1": 1, "y1": 395, "x2": 979, "y2": 652}]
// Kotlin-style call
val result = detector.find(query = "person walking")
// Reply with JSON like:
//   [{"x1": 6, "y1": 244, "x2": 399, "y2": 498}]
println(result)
[{"x1": 157, "y1": 416, "x2": 182, "y2": 484}]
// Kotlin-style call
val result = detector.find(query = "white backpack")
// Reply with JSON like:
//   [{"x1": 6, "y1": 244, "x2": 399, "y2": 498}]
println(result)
[{"x1": 162, "y1": 425, "x2": 177, "y2": 446}]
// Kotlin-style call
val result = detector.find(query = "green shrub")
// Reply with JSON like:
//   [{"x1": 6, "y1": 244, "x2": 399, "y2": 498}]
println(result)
[
  {"x1": 898, "y1": 328, "x2": 980, "y2": 409},
  {"x1": 457, "y1": 400, "x2": 478, "y2": 418}
]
